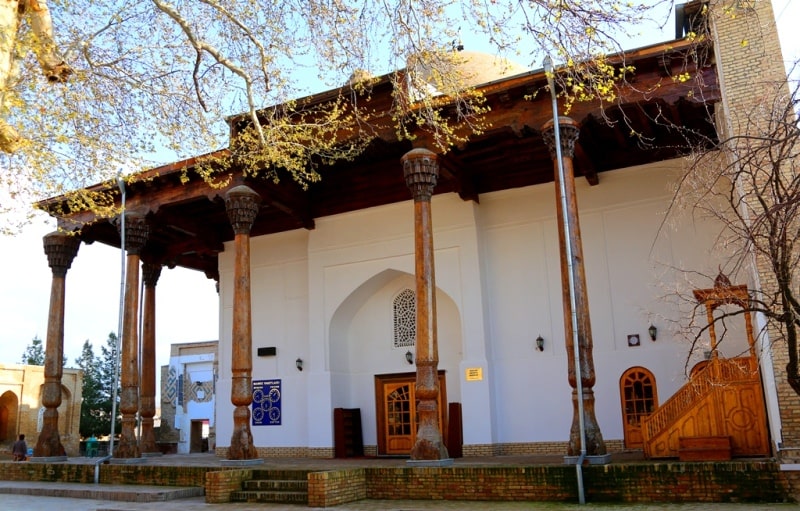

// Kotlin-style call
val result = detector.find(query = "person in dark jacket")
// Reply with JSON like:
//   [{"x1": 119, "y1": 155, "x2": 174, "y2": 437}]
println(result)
[{"x1": 12, "y1": 434, "x2": 27, "y2": 461}]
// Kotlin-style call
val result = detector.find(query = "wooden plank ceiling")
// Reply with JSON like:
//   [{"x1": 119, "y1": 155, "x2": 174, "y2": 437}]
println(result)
[{"x1": 42, "y1": 40, "x2": 720, "y2": 281}]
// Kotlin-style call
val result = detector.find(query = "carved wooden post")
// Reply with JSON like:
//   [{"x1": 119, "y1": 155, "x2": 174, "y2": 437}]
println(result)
[
  {"x1": 115, "y1": 212, "x2": 149, "y2": 459},
  {"x1": 542, "y1": 117, "x2": 606, "y2": 457},
  {"x1": 35, "y1": 232, "x2": 80, "y2": 458},
  {"x1": 402, "y1": 148, "x2": 449, "y2": 461},
  {"x1": 139, "y1": 262, "x2": 161, "y2": 454},
  {"x1": 225, "y1": 185, "x2": 260, "y2": 460}
]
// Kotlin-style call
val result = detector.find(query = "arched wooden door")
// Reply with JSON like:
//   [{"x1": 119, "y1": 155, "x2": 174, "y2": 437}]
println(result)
[
  {"x1": 375, "y1": 372, "x2": 447, "y2": 456},
  {"x1": 620, "y1": 367, "x2": 658, "y2": 449},
  {"x1": 384, "y1": 382, "x2": 416, "y2": 454}
]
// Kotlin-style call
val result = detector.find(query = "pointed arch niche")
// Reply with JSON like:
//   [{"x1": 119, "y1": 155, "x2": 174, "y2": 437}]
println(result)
[
  {"x1": 328, "y1": 269, "x2": 463, "y2": 448},
  {"x1": 0, "y1": 390, "x2": 19, "y2": 443}
]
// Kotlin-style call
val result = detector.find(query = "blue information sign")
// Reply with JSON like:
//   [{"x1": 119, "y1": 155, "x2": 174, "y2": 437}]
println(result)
[{"x1": 251, "y1": 379, "x2": 281, "y2": 426}]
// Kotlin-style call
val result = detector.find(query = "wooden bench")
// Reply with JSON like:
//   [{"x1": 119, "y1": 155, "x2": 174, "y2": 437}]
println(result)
[{"x1": 678, "y1": 436, "x2": 732, "y2": 461}]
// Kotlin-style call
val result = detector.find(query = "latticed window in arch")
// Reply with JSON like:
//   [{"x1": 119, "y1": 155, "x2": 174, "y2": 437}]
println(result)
[
  {"x1": 620, "y1": 366, "x2": 658, "y2": 449},
  {"x1": 621, "y1": 367, "x2": 657, "y2": 425},
  {"x1": 393, "y1": 289, "x2": 416, "y2": 348}
]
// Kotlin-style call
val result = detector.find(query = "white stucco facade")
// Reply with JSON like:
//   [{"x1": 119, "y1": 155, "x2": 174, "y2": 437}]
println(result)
[
  {"x1": 214, "y1": 159, "x2": 757, "y2": 455},
  {"x1": 162, "y1": 343, "x2": 217, "y2": 454}
]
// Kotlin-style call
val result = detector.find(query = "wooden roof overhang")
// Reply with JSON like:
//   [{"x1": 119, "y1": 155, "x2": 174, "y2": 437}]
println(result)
[{"x1": 38, "y1": 39, "x2": 720, "y2": 281}]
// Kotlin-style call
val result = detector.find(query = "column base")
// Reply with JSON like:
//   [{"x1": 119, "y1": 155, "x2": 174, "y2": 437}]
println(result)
[
  {"x1": 406, "y1": 458, "x2": 454, "y2": 467},
  {"x1": 564, "y1": 454, "x2": 612, "y2": 465},
  {"x1": 221, "y1": 458, "x2": 264, "y2": 467}
]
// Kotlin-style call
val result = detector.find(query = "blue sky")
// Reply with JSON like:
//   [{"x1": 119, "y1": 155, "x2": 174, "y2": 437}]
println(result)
[{"x1": 0, "y1": 0, "x2": 797, "y2": 372}]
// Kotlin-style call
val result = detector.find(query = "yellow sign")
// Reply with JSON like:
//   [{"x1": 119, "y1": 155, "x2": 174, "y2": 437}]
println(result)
[{"x1": 465, "y1": 367, "x2": 483, "y2": 381}]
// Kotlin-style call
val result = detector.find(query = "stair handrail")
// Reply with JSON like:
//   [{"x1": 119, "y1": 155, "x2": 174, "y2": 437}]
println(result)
[{"x1": 642, "y1": 357, "x2": 758, "y2": 441}]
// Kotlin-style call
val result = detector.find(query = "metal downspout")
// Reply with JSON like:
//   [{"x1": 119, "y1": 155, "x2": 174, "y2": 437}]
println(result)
[{"x1": 545, "y1": 56, "x2": 587, "y2": 505}]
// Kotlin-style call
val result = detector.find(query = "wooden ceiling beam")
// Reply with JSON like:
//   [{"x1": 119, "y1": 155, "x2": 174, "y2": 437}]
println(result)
[
  {"x1": 439, "y1": 152, "x2": 479, "y2": 203},
  {"x1": 574, "y1": 143, "x2": 599, "y2": 186},
  {"x1": 250, "y1": 178, "x2": 315, "y2": 230}
]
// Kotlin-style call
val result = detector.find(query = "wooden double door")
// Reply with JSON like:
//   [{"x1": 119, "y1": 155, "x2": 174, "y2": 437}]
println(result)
[{"x1": 374, "y1": 371, "x2": 446, "y2": 455}]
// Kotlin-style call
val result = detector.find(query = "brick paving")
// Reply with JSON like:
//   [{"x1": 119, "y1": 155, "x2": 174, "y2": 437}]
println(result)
[{"x1": 0, "y1": 493, "x2": 797, "y2": 511}]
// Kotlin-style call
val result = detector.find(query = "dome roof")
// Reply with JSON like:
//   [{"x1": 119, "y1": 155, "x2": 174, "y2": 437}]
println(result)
[
  {"x1": 449, "y1": 51, "x2": 529, "y2": 87},
  {"x1": 407, "y1": 50, "x2": 529, "y2": 92}
]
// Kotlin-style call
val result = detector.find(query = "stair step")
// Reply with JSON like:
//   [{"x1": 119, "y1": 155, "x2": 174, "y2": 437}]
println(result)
[
  {"x1": 243, "y1": 479, "x2": 308, "y2": 491},
  {"x1": 251, "y1": 469, "x2": 310, "y2": 480},
  {"x1": 231, "y1": 490, "x2": 308, "y2": 503}
]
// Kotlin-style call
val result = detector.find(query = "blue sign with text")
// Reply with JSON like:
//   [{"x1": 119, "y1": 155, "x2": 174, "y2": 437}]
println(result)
[{"x1": 252, "y1": 379, "x2": 281, "y2": 426}]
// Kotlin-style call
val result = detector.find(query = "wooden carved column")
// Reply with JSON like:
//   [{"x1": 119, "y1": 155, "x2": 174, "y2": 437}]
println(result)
[
  {"x1": 224, "y1": 185, "x2": 260, "y2": 460},
  {"x1": 402, "y1": 148, "x2": 449, "y2": 461},
  {"x1": 542, "y1": 117, "x2": 606, "y2": 457},
  {"x1": 115, "y1": 212, "x2": 149, "y2": 459},
  {"x1": 139, "y1": 262, "x2": 162, "y2": 454},
  {"x1": 35, "y1": 232, "x2": 80, "y2": 458}
]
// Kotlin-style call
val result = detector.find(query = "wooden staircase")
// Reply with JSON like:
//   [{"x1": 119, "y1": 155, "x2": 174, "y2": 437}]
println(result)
[
  {"x1": 641, "y1": 356, "x2": 769, "y2": 458},
  {"x1": 230, "y1": 469, "x2": 310, "y2": 505}
]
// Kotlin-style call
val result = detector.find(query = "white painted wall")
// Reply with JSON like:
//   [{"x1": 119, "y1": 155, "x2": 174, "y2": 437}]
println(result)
[
  {"x1": 169, "y1": 355, "x2": 215, "y2": 454},
  {"x1": 214, "y1": 158, "x2": 752, "y2": 452},
  {"x1": 477, "y1": 161, "x2": 751, "y2": 445}
]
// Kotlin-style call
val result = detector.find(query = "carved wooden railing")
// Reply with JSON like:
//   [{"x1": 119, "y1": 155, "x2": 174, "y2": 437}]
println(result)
[{"x1": 642, "y1": 356, "x2": 764, "y2": 458}]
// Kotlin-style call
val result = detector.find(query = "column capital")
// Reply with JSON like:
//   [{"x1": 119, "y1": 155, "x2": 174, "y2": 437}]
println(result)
[
  {"x1": 541, "y1": 116, "x2": 580, "y2": 160},
  {"x1": 142, "y1": 262, "x2": 162, "y2": 288},
  {"x1": 43, "y1": 232, "x2": 80, "y2": 278},
  {"x1": 402, "y1": 148, "x2": 439, "y2": 202},
  {"x1": 225, "y1": 185, "x2": 261, "y2": 235},
  {"x1": 115, "y1": 212, "x2": 150, "y2": 256}
]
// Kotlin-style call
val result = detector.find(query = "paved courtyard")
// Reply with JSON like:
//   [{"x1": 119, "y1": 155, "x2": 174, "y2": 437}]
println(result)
[{"x1": 0, "y1": 493, "x2": 796, "y2": 511}]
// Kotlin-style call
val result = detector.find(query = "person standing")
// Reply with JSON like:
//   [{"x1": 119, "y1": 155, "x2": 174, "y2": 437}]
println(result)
[{"x1": 12, "y1": 434, "x2": 27, "y2": 461}]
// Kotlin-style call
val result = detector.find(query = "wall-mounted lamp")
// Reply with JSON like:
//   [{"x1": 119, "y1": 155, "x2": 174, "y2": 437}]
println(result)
[
  {"x1": 295, "y1": 358, "x2": 303, "y2": 371},
  {"x1": 648, "y1": 324, "x2": 658, "y2": 342},
  {"x1": 405, "y1": 351, "x2": 414, "y2": 365},
  {"x1": 535, "y1": 335, "x2": 544, "y2": 352}
]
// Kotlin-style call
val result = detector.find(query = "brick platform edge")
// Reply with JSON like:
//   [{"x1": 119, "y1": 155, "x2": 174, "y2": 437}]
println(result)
[
  {"x1": 204, "y1": 461, "x2": 799, "y2": 506},
  {"x1": 0, "y1": 462, "x2": 213, "y2": 486},
  {"x1": 2, "y1": 460, "x2": 798, "y2": 506},
  {"x1": 368, "y1": 461, "x2": 797, "y2": 503},
  {"x1": 308, "y1": 468, "x2": 367, "y2": 507}
]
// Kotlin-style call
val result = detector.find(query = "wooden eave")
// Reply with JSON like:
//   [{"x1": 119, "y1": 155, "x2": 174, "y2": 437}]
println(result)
[{"x1": 39, "y1": 38, "x2": 721, "y2": 281}]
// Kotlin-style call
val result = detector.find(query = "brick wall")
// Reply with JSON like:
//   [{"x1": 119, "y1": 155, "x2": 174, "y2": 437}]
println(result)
[
  {"x1": 1, "y1": 459, "x2": 797, "y2": 504},
  {"x1": 462, "y1": 440, "x2": 624, "y2": 457},
  {"x1": 308, "y1": 469, "x2": 367, "y2": 507},
  {"x1": 205, "y1": 468, "x2": 252, "y2": 503},
  {"x1": 214, "y1": 446, "x2": 335, "y2": 458},
  {"x1": 585, "y1": 461, "x2": 790, "y2": 503},
  {"x1": 212, "y1": 437, "x2": 624, "y2": 459},
  {"x1": 100, "y1": 465, "x2": 212, "y2": 486},
  {"x1": 362, "y1": 462, "x2": 793, "y2": 504},
  {"x1": 366, "y1": 466, "x2": 576, "y2": 502},
  {"x1": 709, "y1": 0, "x2": 800, "y2": 451},
  {"x1": 0, "y1": 462, "x2": 215, "y2": 487}
]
